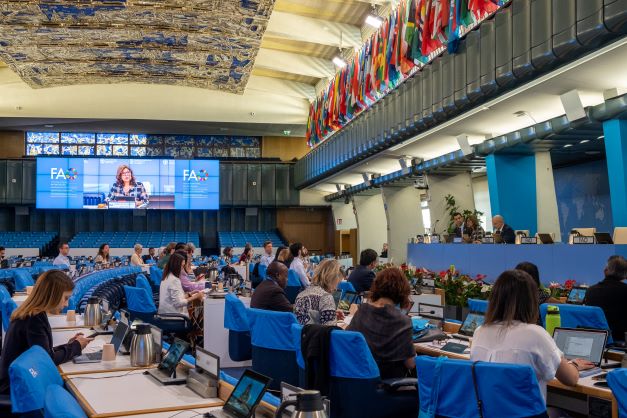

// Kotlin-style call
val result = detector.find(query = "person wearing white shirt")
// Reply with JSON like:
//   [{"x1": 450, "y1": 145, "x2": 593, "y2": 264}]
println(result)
[
  {"x1": 260, "y1": 240, "x2": 274, "y2": 267},
  {"x1": 288, "y1": 242, "x2": 310, "y2": 287},
  {"x1": 130, "y1": 243, "x2": 146, "y2": 267},
  {"x1": 158, "y1": 252, "x2": 204, "y2": 317},
  {"x1": 471, "y1": 269, "x2": 594, "y2": 406},
  {"x1": 53, "y1": 242, "x2": 71, "y2": 267}
]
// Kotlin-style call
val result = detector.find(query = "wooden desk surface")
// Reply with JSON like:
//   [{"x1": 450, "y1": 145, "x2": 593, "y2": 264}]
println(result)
[
  {"x1": 48, "y1": 314, "x2": 87, "y2": 329},
  {"x1": 65, "y1": 370, "x2": 224, "y2": 418}
]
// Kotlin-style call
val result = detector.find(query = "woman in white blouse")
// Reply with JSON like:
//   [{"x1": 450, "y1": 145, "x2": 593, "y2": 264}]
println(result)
[{"x1": 158, "y1": 252, "x2": 203, "y2": 317}]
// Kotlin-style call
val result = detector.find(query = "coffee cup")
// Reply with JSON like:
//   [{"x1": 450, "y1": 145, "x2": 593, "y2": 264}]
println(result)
[
  {"x1": 66, "y1": 310, "x2": 76, "y2": 322},
  {"x1": 101, "y1": 343, "x2": 116, "y2": 361}
]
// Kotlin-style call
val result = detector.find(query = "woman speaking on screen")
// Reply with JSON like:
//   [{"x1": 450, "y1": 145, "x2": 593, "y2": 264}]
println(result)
[{"x1": 106, "y1": 164, "x2": 149, "y2": 208}]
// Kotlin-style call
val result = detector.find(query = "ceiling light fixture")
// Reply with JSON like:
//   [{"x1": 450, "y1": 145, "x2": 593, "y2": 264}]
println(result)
[
  {"x1": 563, "y1": 144, "x2": 572, "y2": 148},
  {"x1": 365, "y1": 14, "x2": 383, "y2": 28},
  {"x1": 597, "y1": 135, "x2": 605, "y2": 139},
  {"x1": 332, "y1": 56, "x2": 347, "y2": 68},
  {"x1": 579, "y1": 139, "x2": 589, "y2": 144}
]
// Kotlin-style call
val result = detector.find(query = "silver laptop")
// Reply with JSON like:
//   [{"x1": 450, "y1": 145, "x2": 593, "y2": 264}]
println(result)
[
  {"x1": 72, "y1": 321, "x2": 128, "y2": 364},
  {"x1": 553, "y1": 327, "x2": 608, "y2": 376},
  {"x1": 205, "y1": 369, "x2": 272, "y2": 418}
]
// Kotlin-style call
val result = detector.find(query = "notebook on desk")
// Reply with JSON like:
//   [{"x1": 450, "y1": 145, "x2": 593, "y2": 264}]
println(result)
[
  {"x1": 553, "y1": 328, "x2": 608, "y2": 377},
  {"x1": 205, "y1": 369, "x2": 272, "y2": 418}
]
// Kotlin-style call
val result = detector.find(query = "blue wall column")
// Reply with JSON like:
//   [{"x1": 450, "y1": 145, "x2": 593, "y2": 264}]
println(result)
[
  {"x1": 603, "y1": 119, "x2": 627, "y2": 227},
  {"x1": 486, "y1": 154, "x2": 538, "y2": 234}
]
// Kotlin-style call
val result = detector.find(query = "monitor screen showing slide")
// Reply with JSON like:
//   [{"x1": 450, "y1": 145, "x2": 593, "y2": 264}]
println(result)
[{"x1": 36, "y1": 157, "x2": 219, "y2": 210}]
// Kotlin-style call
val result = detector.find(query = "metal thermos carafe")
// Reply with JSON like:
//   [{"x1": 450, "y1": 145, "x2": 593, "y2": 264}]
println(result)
[
  {"x1": 83, "y1": 297, "x2": 102, "y2": 327},
  {"x1": 130, "y1": 323, "x2": 155, "y2": 367},
  {"x1": 274, "y1": 390, "x2": 327, "y2": 418}
]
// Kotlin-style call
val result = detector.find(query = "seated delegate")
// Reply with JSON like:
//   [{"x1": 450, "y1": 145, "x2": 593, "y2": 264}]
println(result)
[
  {"x1": 491, "y1": 215, "x2": 515, "y2": 244},
  {"x1": 250, "y1": 261, "x2": 293, "y2": 312},
  {"x1": 177, "y1": 250, "x2": 206, "y2": 293},
  {"x1": 0, "y1": 270, "x2": 93, "y2": 393},
  {"x1": 584, "y1": 255, "x2": 627, "y2": 342},
  {"x1": 348, "y1": 248, "x2": 378, "y2": 293},
  {"x1": 471, "y1": 270, "x2": 593, "y2": 402},
  {"x1": 347, "y1": 267, "x2": 415, "y2": 379},
  {"x1": 159, "y1": 252, "x2": 204, "y2": 317},
  {"x1": 294, "y1": 259, "x2": 344, "y2": 326}
]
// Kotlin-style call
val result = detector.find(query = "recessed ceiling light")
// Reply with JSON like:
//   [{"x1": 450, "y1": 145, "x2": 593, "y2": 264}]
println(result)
[
  {"x1": 563, "y1": 144, "x2": 572, "y2": 148},
  {"x1": 580, "y1": 139, "x2": 589, "y2": 144},
  {"x1": 597, "y1": 135, "x2": 605, "y2": 139},
  {"x1": 44, "y1": 124, "x2": 54, "y2": 128},
  {"x1": 365, "y1": 14, "x2": 383, "y2": 28},
  {"x1": 332, "y1": 56, "x2": 347, "y2": 68}
]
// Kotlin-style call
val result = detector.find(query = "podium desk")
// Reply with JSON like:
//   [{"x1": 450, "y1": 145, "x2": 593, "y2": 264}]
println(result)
[
  {"x1": 65, "y1": 370, "x2": 223, "y2": 417},
  {"x1": 414, "y1": 341, "x2": 619, "y2": 418}
]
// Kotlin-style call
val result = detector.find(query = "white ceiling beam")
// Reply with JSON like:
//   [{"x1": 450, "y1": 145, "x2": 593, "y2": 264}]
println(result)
[
  {"x1": 265, "y1": 11, "x2": 362, "y2": 49},
  {"x1": 246, "y1": 74, "x2": 316, "y2": 101},
  {"x1": 255, "y1": 48, "x2": 335, "y2": 79}
]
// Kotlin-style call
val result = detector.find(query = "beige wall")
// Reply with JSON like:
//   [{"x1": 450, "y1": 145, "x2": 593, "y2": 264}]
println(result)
[
  {"x1": 0, "y1": 131, "x2": 25, "y2": 158},
  {"x1": 262, "y1": 136, "x2": 309, "y2": 161}
]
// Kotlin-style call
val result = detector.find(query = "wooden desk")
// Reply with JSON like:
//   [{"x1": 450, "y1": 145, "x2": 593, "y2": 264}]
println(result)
[
  {"x1": 65, "y1": 370, "x2": 224, "y2": 417},
  {"x1": 414, "y1": 341, "x2": 619, "y2": 418},
  {"x1": 48, "y1": 314, "x2": 87, "y2": 329},
  {"x1": 12, "y1": 293, "x2": 28, "y2": 306}
]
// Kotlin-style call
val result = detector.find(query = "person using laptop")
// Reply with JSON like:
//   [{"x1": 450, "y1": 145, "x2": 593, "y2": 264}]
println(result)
[
  {"x1": 259, "y1": 241, "x2": 274, "y2": 267},
  {"x1": 159, "y1": 252, "x2": 204, "y2": 318},
  {"x1": 294, "y1": 259, "x2": 344, "y2": 326},
  {"x1": 250, "y1": 261, "x2": 292, "y2": 312},
  {"x1": 515, "y1": 262, "x2": 560, "y2": 307},
  {"x1": 470, "y1": 269, "x2": 594, "y2": 403},
  {"x1": 347, "y1": 267, "x2": 415, "y2": 379},
  {"x1": 348, "y1": 249, "x2": 378, "y2": 293},
  {"x1": 53, "y1": 242, "x2": 71, "y2": 266},
  {"x1": 584, "y1": 255, "x2": 627, "y2": 342},
  {"x1": 0, "y1": 270, "x2": 93, "y2": 394},
  {"x1": 288, "y1": 243, "x2": 310, "y2": 287},
  {"x1": 95, "y1": 243, "x2": 111, "y2": 264},
  {"x1": 491, "y1": 215, "x2": 515, "y2": 244}
]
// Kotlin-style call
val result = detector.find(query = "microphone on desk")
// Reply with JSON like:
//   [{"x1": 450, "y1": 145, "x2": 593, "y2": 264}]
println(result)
[{"x1": 431, "y1": 220, "x2": 440, "y2": 236}]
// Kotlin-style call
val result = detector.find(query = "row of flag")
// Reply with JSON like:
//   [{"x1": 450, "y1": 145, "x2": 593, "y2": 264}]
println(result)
[{"x1": 306, "y1": 0, "x2": 510, "y2": 147}]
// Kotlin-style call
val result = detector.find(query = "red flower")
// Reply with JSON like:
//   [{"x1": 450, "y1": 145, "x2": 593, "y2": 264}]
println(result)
[
  {"x1": 564, "y1": 279, "x2": 576, "y2": 290},
  {"x1": 439, "y1": 271, "x2": 447, "y2": 278}
]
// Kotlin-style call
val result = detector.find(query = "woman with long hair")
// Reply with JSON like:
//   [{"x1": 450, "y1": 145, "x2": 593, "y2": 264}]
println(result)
[
  {"x1": 293, "y1": 259, "x2": 344, "y2": 326},
  {"x1": 95, "y1": 243, "x2": 110, "y2": 264},
  {"x1": 347, "y1": 267, "x2": 414, "y2": 379},
  {"x1": 471, "y1": 270, "x2": 593, "y2": 402},
  {"x1": 159, "y1": 252, "x2": 204, "y2": 317},
  {"x1": 177, "y1": 250, "x2": 206, "y2": 293},
  {"x1": 238, "y1": 247, "x2": 253, "y2": 265},
  {"x1": 0, "y1": 270, "x2": 93, "y2": 393},
  {"x1": 106, "y1": 164, "x2": 149, "y2": 208}
]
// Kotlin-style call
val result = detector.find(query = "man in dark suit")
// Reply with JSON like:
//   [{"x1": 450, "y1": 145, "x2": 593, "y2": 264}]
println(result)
[
  {"x1": 491, "y1": 215, "x2": 515, "y2": 244},
  {"x1": 452, "y1": 212, "x2": 465, "y2": 237},
  {"x1": 584, "y1": 255, "x2": 627, "y2": 342},
  {"x1": 142, "y1": 247, "x2": 158, "y2": 263},
  {"x1": 250, "y1": 261, "x2": 292, "y2": 312},
  {"x1": 349, "y1": 249, "x2": 378, "y2": 293}
]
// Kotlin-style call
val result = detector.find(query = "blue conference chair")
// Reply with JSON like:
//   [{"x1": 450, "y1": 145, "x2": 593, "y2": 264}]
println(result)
[
  {"x1": 247, "y1": 308, "x2": 299, "y2": 390},
  {"x1": 539, "y1": 303, "x2": 614, "y2": 343},
  {"x1": 1, "y1": 298, "x2": 17, "y2": 332},
  {"x1": 9, "y1": 345, "x2": 63, "y2": 415},
  {"x1": 224, "y1": 293, "x2": 252, "y2": 362},
  {"x1": 135, "y1": 274, "x2": 158, "y2": 305},
  {"x1": 258, "y1": 264, "x2": 267, "y2": 280},
  {"x1": 607, "y1": 369, "x2": 627, "y2": 418},
  {"x1": 285, "y1": 270, "x2": 304, "y2": 304},
  {"x1": 337, "y1": 280, "x2": 356, "y2": 293},
  {"x1": 149, "y1": 266, "x2": 163, "y2": 288},
  {"x1": 416, "y1": 356, "x2": 547, "y2": 418},
  {"x1": 123, "y1": 286, "x2": 191, "y2": 339},
  {"x1": 327, "y1": 330, "x2": 418, "y2": 418},
  {"x1": 43, "y1": 385, "x2": 86, "y2": 418}
]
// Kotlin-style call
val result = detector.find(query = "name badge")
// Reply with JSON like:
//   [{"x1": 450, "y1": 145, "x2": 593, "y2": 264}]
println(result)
[
  {"x1": 453, "y1": 237, "x2": 463, "y2": 244},
  {"x1": 482, "y1": 237, "x2": 495, "y2": 244},
  {"x1": 573, "y1": 236, "x2": 595, "y2": 244},
  {"x1": 520, "y1": 237, "x2": 537, "y2": 244}
]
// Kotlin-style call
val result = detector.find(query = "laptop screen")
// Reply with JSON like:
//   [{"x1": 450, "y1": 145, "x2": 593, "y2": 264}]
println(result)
[
  {"x1": 337, "y1": 291, "x2": 357, "y2": 311},
  {"x1": 567, "y1": 287, "x2": 587, "y2": 304},
  {"x1": 459, "y1": 312, "x2": 485, "y2": 336},
  {"x1": 223, "y1": 370, "x2": 272, "y2": 418},
  {"x1": 553, "y1": 328, "x2": 608, "y2": 365},
  {"x1": 110, "y1": 321, "x2": 128, "y2": 352}
]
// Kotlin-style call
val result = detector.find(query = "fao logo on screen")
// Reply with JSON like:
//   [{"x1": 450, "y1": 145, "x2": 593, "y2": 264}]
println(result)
[
  {"x1": 183, "y1": 169, "x2": 209, "y2": 182},
  {"x1": 50, "y1": 168, "x2": 78, "y2": 180}
]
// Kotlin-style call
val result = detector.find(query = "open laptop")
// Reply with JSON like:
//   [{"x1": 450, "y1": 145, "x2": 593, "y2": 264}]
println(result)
[
  {"x1": 73, "y1": 321, "x2": 128, "y2": 363},
  {"x1": 594, "y1": 232, "x2": 613, "y2": 244},
  {"x1": 452, "y1": 311, "x2": 485, "y2": 341},
  {"x1": 553, "y1": 328, "x2": 608, "y2": 376},
  {"x1": 333, "y1": 290, "x2": 358, "y2": 313},
  {"x1": 566, "y1": 287, "x2": 588, "y2": 304},
  {"x1": 147, "y1": 338, "x2": 190, "y2": 385},
  {"x1": 537, "y1": 233, "x2": 554, "y2": 244},
  {"x1": 417, "y1": 303, "x2": 444, "y2": 329},
  {"x1": 205, "y1": 369, "x2": 272, "y2": 418}
]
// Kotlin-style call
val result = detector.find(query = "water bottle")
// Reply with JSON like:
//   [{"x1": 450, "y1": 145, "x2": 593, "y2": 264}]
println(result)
[{"x1": 545, "y1": 305, "x2": 561, "y2": 336}]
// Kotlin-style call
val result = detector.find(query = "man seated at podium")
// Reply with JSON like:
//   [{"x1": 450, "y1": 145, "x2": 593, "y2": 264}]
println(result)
[
  {"x1": 491, "y1": 215, "x2": 515, "y2": 244},
  {"x1": 452, "y1": 212, "x2": 465, "y2": 238}
]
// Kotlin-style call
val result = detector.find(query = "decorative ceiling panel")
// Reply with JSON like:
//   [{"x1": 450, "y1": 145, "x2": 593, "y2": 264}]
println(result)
[{"x1": 0, "y1": 0, "x2": 276, "y2": 93}]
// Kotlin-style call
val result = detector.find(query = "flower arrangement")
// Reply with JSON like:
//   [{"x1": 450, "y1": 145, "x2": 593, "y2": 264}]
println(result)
[
  {"x1": 435, "y1": 265, "x2": 491, "y2": 307},
  {"x1": 547, "y1": 279, "x2": 581, "y2": 299}
]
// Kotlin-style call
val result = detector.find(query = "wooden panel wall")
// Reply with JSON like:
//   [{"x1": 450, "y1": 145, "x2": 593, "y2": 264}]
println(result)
[
  {"x1": 0, "y1": 131, "x2": 26, "y2": 158},
  {"x1": 262, "y1": 136, "x2": 310, "y2": 161},
  {"x1": 276, "y1": 207, "x2": 334, "y2": 254}
]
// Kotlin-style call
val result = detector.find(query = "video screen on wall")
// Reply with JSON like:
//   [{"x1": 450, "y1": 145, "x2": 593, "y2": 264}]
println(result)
[{"x1": 36, "y1": 157, "x2": 219, "y2": 210}]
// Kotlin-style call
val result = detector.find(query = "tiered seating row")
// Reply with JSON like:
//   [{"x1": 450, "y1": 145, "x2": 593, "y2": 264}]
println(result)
[
  {"x1": 218, "y1": 231, "x2": 285, "y2": 248},
  {"x1": 69, "y1": 232, "x2": 200, "y2": 249},
  {"x1": 0, "y1": 232, "x2": 57, "y2": 252}
]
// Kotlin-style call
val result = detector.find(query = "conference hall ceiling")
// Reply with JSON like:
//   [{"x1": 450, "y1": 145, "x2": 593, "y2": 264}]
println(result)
[{"x1": 0, "y1": 0, "x2": 276, "y2": 93}]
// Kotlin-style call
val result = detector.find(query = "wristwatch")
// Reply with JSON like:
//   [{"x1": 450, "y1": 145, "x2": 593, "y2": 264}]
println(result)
[{"x1": 568, "y1": 360, "x2": 579, "y2": 370}]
